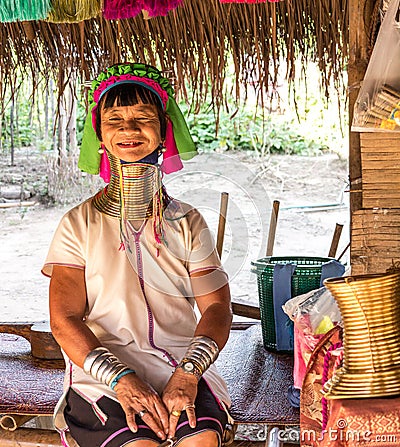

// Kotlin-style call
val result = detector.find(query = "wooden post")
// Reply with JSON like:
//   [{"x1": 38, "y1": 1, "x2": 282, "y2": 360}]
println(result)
[
  {"x1": 348, "y1": 0, "x2": 375, "y2": 265},
  {"x1": 216, "y1": 192, "x2": 229, "y2": 258},
  {"x1": 266, "y1": 200, "x2": 280, "y2": 257},
  {"x1": 328, "y1": 223, "x2": 344, "y2": 258}
]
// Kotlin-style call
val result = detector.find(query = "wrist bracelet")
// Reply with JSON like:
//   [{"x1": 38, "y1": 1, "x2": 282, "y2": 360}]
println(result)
[
  {"x1": 178, "y1": 336, "x2": 219, "y2": 378},
  {"x1": 83, "y1": 347, "x2": 131, "y2": 387},
  {"x1": 110, "y1": 368, "x2": 136, "y2": 390}
]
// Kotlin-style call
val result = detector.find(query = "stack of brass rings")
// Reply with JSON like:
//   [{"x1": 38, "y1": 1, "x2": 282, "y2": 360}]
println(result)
[
  {"x1": 93, "y1": 152, "x2": 162, "y2": 220},
  {"x1": 324, "y1": 271, "x2": 400, "y2": 398}
]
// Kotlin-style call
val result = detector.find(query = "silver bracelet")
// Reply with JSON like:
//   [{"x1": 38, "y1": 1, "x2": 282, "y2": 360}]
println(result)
[
  {"x1": 178, "y1": 336, "x2": 219, "y2": 376},
  {"x1": 83, "y1": 347, "x2": 132, "y2": 387}
]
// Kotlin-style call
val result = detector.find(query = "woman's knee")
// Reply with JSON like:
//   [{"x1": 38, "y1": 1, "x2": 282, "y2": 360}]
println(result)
[
  {"x1": 123, "y1": 440, "x2": 159, "y2": 447},
  {"x1": 178, "y1": 430, "x2": 219, "y2": 447}
]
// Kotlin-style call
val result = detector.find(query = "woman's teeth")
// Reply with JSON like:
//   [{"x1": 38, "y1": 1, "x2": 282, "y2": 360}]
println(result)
[{"x1": 118, "y1": 142, "x2": 141, "y2": 147}]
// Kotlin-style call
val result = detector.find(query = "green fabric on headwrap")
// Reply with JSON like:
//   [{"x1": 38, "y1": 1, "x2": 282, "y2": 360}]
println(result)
[
  {"x1": 78, "y1": 103, "x2": 100, "y2": 174},
  {"x1": 166, "y1": 97, "x2": 196, "y2": 160}
]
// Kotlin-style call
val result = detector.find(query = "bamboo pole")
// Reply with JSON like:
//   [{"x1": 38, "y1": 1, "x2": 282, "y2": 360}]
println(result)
[
  {"x1": 216, "y1": 192, "x2": 229, "y2": 258},
  {"x1": 328, "y1": 223, "x2": 344, "y2": 258},
  {"x1": 266, "y1": 200, "x2": 280, "y2": 257}
]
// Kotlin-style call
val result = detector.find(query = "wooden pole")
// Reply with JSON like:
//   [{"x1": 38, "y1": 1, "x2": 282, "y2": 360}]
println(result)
[
  {"x1": 348, "y1": 0, "x2": 375, "y2": 265},
  {"x1": 266, "y1": 200, "x2": 280, "y2": 257},
  {"x1": 231, "y1": 302, "x2": 261, "y2": 320},
  {"x1": 216, "y1": 192, "x2": 229, "y2": 258},
  {"x1": 337, "y1": 242, "x2": 351, "y2": 262},
  {"x1": 328, "y1": 223, "x2": 344, "y2": 258}
]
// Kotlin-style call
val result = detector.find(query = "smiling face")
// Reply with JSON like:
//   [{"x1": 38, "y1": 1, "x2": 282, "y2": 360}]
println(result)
[
  {"x1": 100, "y1": 103, "x2": 162, "y2": 162},
  {"x1": 96, "y1": 83, "x2": 167, "y2": 163}
]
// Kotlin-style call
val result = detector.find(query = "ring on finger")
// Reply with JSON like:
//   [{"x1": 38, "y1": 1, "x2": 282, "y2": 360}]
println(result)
[
  {"x1": 183, "y1": 404, "x2": 196, "y2": 411},
  {"x1": 171, "y1": 410, "x2": 181, "y2": 418},
  {"x1": 138, "y1": 409, "x2": 148, "y2": 418}
]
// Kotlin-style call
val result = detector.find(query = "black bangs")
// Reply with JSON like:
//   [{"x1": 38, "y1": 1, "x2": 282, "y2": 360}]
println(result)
[
  {"x1": 102, "y1": 84, "x2": 162, "y2": 108},
  {"x1": 95, "y1": 83, "x2": 167, "y2": 141}
]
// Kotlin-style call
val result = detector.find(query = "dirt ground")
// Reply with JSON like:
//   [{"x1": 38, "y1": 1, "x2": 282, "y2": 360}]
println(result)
[{"x1": 0, "y1": 148, "x2": 349, "y2": 322}]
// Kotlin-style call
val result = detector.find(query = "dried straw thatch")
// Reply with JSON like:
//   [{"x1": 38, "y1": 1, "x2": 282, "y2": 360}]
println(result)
[{"x1": 0, "y1": 0, "x2": 348, "y2": 109}]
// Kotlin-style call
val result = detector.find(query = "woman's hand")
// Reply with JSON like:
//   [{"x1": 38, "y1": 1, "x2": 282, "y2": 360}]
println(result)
[
  {"x1": 114, "y1": 373, "x2": 169, "y2": 440},
  {"x1": 162, "y1": 368, "x2": 198, "y2": 438}
]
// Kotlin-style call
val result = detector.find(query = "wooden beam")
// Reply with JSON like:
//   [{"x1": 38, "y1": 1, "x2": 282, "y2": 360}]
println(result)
[
  {"x1": 348, "y1": 0, "x2": 375, "y2": 266},
  {"x1": 231, "y1": 302, "x2": 261, "y2": 320}
]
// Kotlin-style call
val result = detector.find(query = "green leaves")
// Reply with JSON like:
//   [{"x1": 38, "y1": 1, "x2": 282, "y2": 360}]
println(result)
[{"x1": 180, "y1": 102, "x2": 326, "y2": 156}]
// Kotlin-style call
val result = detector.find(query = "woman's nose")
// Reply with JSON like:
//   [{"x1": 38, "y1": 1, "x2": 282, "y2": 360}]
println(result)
[{"x1": 120, "y1": 119, "x2": 140, "y2": 131}]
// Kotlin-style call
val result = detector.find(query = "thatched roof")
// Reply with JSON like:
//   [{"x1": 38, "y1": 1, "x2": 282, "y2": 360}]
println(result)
[{"x1": 0, "y1": 0, "x2": 348, "y2": 108}]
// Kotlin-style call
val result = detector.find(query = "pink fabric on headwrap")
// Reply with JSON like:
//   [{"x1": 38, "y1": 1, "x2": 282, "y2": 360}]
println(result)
[
  {"x1": 99, "y1": 147, "x2": 111, "y2": 183},
  {"x1": 93, "y1": 75, "x2": 169, "y2": 106},
  {"x1": 161, "y1": 120, "x2": 183, "y2": 174},
  {"x1": 91, "y1": 74, "x2": 169, "y2": 134}
]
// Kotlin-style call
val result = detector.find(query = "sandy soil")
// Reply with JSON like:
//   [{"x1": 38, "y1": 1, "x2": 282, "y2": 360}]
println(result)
[{"x1": 0, "y1": 149, "x2": 349, "y2": 322}]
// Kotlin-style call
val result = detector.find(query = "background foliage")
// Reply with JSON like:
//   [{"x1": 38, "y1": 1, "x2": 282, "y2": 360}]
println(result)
[{"x1": 1, "y1": 64, "x2": 347, "y2": 159}]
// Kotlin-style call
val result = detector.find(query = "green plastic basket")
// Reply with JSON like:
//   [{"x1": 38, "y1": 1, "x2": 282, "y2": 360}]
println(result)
[{"x1": 251, "y1": 256, "x2": 334, "y2": 352}]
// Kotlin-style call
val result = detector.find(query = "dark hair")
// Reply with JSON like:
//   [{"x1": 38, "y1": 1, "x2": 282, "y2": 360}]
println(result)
[{"x1": 95, "y1": 83, "x2": 167, "y2": 141}]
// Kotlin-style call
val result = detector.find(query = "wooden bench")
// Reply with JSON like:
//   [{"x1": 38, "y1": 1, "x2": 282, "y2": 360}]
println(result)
[{"x1": 0, "y1": 324, "x2": 299, "y2": 446}]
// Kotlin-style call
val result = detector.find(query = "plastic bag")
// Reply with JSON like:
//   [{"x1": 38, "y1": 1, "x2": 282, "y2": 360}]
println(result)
[
  {"x1": 352, "y1": 0, "x2": 400, "y2": 131},
  {"x1": 283, "y1": 286, "x2": 341, "y2": 388}
]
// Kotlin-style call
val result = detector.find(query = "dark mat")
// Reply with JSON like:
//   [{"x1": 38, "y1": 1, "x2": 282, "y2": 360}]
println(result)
[
  {"x1": 216, "y1": 324, "x2": 300, "y2": 425},
  {"x1": 0, "y1": 333, "x2": 64, "y2": 415}
]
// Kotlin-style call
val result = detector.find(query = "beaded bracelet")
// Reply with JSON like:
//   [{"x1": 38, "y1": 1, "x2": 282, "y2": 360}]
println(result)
[{"x1": 110, "y1": 368, "x2": 136, "y2": 390}]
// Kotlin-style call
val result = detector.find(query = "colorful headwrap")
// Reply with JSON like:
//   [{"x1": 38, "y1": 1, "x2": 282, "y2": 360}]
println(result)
[{"x1": 79, "y1": 63, "x2": 197, "y2": 181}]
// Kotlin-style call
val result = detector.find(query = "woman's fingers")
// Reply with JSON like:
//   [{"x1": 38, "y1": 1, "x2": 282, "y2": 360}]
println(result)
[
  {"x1": 183, "y1": 404, "x2": 196, "y2": 428},
  {"x1": 162, "y1": 369, "x2": 199, "y2": 438},
  {"x1": 167, "y1": 403, "x2": 196, "y2": 438},
  {"x1": 125, "y1": 407, "x2": 139, "y2": 433},
  {"x1": 167, "y1": 408, "x2": 182, "y2": 438},
  {"x1": 138, "y1": 408, "x2": 166, "y2": 440},
  {"x1": 153, "y1": 400, "x2": 170, "y2": 434},
  {"x1": 115, "y1": 375, "x2": 168, "y2": 439}
]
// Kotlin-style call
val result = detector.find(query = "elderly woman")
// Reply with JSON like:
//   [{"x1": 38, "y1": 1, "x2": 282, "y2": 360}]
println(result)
[{"x1": 42, "y1": 63, "x2": 232, "y2": 447}]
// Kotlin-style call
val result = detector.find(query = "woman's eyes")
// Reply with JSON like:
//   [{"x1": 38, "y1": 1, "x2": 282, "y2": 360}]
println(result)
[{"x1": 107, "y1": 117, "x2": 153, "y2": 122}]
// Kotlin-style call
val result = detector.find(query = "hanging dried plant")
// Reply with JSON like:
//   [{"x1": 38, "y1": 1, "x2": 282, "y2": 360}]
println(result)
[
  {"x1": 47, "y1": 0, "x2": 101, "y2": 23},
  {"x1": 0, "y1": 0, "x2": 349, "y2": 117},
  {"x1": 0, "y1": 0, "x2": 51, "y2": 23}
]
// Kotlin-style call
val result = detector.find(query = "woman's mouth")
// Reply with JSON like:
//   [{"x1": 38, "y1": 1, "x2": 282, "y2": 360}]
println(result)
[{"x1": 117, "y1": 141, "x2": 142, "y2": 148}]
